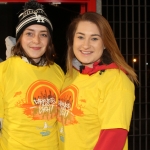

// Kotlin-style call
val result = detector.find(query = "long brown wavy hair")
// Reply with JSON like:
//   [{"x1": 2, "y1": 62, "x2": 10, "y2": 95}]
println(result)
[
  {"x1": 66, "y1": 12, "x2": 138, "y2": 84},
  {"x1": 11, "y1": 27, "x2": 56, "y2": 66}
]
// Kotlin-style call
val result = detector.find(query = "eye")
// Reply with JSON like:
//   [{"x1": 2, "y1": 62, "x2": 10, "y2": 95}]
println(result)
[
  {"x1": 91, "y1": 37, "x2": 98, "y2": 41},
  {"x1": 26, "y1": 32, "x2": 33, "y2": 36},
  {"x1": 40, "y1": 33, "x2": 48, "y2": 38},
  {"x1": 77, "y1": 36, "x2": 84, "y2": 39},
  {"x1": 41, "y1": 33, "x2": 48, "y2": 37}
]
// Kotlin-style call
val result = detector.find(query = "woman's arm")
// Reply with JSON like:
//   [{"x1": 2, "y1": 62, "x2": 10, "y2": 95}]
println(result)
[{"x1": 94, "y1": 128, "x2": 128, "y2": 150}]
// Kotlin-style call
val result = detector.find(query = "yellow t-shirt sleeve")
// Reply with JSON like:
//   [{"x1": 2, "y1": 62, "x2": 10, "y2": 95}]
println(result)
[
  {"x1": 98, "y1": 71, "x2": 135, "y2": 131},
  {"x1": 0, "y1": 67, "x2": 4, "y2": 119},
  {"x1": 0, "y1": 65, "x2": 4, "y2": 143}
]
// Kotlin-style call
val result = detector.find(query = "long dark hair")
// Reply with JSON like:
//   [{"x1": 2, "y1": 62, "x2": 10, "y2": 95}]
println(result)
[{"x1": 66, "y1": 12, "x2": 138, "y2": 84}]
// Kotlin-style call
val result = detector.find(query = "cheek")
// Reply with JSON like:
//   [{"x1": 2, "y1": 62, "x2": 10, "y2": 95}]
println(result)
[
  {"x1": 73, "y1": 46, "x2": 79, "y2": 57},
  {"x1": 42, "y1": 42, "x2": 48, "y2": 49},
  {"x1": 97, "y1": 47, "x2": 104, "y2": 57},
  {"x1": 21, "y1": 38, "x2": 29, "y2": 46},
  {"x1": 21, "y1": 40, "x2": 26, "y2": 49},
  {"x1": 73, "y1": 40, "x2": 80, "y2": 52},
  {"x1": 45, "y1": 41, "x2": 48, "y2": 47},
  {"x1": 73, "y1": 42, "x2": 77, "y2": 53}
]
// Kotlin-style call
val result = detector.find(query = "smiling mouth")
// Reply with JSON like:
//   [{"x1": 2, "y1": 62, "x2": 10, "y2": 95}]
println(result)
[
  {"x1": 80, "y1": 50, "x2": 92, "y2": 54},
  {"x1": 31, "y1": 47, "x2": 41, "y2": 50}
]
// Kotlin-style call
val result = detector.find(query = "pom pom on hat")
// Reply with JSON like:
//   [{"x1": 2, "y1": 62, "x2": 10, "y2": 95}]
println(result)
[
  {"x1": 23, "y1": 0, "x2": 44, "y2": 10},
  {"x1": 16, "y1": 0, "x2": 53, "y2": 40}
]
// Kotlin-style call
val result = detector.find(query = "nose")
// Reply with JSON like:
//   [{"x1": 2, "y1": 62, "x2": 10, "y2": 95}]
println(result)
[
  {"x1": 82, "y1": 38, "x2": 90, "y2": 49},
  {"x1": 32, "y1": 35, "x2": 40, "y2": 44}
]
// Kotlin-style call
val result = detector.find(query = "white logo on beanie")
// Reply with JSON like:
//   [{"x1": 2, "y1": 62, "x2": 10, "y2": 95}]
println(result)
[{"x1": 34, "y1": 12, "x2": 45, "y2": 23}]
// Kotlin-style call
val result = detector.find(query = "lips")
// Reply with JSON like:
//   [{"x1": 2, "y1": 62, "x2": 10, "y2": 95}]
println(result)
[
  {"x1": 80, "y1": 50, "x2": 93, "y2": 55},
  {"x1": 31, "y1": 47, "x2": 41, "y2": 50}
]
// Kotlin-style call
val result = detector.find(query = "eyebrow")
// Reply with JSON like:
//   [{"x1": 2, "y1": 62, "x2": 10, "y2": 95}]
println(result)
[{"x1": 76, "y1": 32, "x2": 101, "y2": 37}]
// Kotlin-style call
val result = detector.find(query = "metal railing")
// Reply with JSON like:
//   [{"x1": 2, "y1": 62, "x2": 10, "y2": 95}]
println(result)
[{"x1": 102, "y1": 0, "x2": 150, "y2": 149}]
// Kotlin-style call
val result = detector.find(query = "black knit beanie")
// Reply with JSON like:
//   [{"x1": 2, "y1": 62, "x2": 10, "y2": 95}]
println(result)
[{"x1": 16, "y1": 0, "x2": 53, "y2": 41}]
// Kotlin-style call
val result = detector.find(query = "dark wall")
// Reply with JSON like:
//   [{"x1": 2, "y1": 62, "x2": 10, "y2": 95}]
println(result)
[{"x1": 0, "y1": 3, "x2": 80, "y2": 71}]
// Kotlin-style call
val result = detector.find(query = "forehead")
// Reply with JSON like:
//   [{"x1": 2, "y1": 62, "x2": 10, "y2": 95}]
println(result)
[
  {"x1": 76, "y1": 21, "x2": 100, "y2": 33},
  {"x1": 25, "y1": 24, "x2": 47, "y2": 31}
]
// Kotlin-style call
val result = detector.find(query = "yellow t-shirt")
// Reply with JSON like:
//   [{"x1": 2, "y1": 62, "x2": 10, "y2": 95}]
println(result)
[
  {"x1": 58, "y1": 68, "x2": 135, "y2": 150},
  {"x1": 0, "y1": 56, "x2": 64, "y2": 150}
]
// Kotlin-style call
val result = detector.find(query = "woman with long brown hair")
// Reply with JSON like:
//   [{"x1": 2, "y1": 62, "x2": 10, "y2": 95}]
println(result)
[{"x1": 57, "y1": 12, "x2": 138, "y2": 150}]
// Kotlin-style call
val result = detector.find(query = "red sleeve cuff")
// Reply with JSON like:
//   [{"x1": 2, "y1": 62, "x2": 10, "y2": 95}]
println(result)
[{"x1": 94, "y1": 128, "x2": 128, "y2": 150}]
